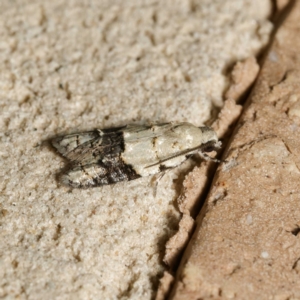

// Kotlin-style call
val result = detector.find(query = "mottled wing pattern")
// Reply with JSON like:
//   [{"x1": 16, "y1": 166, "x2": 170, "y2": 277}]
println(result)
[
  {"x1": 51, "y1": 126, "x2": 140, "y2": 187},
  {"x1": 52, "y1": 127, "x2": 125, "y2": 166},
  {"x1": 52, "y1": 131, "x2": 98, "y2": 157},
  {"x1": 60, "y1": 157, "x2": 140, "y2": 188}
]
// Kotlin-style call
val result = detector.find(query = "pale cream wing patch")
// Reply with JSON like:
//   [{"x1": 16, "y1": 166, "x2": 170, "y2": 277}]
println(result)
[
  {"x1": 123, "y1": 123, "x2": 175, "y2": 142},
  {"x1": 60, "y1": 163, "x2": 108, "y2": 188}
]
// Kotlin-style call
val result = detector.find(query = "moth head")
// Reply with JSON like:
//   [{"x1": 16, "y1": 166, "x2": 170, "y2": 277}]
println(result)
[{"x1": 199, "y1": 126, "x2": 222, "y2": 150}]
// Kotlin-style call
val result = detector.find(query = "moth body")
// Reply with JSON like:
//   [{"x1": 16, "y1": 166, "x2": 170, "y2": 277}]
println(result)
[{"x1": 51, "y1": 122, "x2": 221, "y2": 188}]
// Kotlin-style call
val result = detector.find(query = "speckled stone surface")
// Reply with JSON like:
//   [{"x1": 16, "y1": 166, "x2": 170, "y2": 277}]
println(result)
[{"x1": 0, "y1": 0, "x2": 272, "y2": 299}]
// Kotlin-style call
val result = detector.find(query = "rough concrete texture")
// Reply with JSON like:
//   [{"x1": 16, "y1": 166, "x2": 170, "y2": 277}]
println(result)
[
  {"x1": 170, "y1": 1, "x2": 300, "y2": 299},
  {"x1": 0, "y1": 0, "x2": 272, "y2": 299},
  {"x1": 161, "y1": 57, "x2": 258, "y2": 277}
]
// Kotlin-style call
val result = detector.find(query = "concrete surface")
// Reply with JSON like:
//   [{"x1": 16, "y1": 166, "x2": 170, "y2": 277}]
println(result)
[{"x1": 0, "y1": 0, "x2": 272, "y2": 299}]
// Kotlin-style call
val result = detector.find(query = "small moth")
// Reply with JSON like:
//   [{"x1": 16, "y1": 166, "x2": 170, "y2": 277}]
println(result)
[{"x1": 51, "y1": 122, "x2": 221, "y2": 188}]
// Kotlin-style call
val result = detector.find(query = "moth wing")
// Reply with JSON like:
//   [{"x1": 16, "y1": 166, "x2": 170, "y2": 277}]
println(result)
[
  {"x1": 61, "y1": 159, "x2": 140, "y2": 188},
  {"x1": 51, "y1": 131, "x2": 99, "y2": 156},
  {"x1": 52, "y1": 123, "x2": 176, "y2": 166},
  {"x1": 62, "y1": 138, "x2": 108, "y2": 165},
  {"x1": 123, "y1": 123, "x2": 175, "y2": 142},
  {"x1": 60, "y1": 163, "x2": 108, "y2": 188},
  {"x1": 52, "y1": 128, "x2": 125, "y2": 165},
  {"x1": 145, "y1": 139, "x2": 221, "y2": 168}
]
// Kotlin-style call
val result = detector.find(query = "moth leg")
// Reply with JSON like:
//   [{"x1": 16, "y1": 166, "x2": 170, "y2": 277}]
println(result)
[
  {"x1": 150, "y1": 165, "x2": 177, "y2": 197},
  {"x1": 150, "y1": 173, "x2": 164, "y2": 198},
  {"x1": 198, "y1": 151, "x2": 221, "y2": 163}
]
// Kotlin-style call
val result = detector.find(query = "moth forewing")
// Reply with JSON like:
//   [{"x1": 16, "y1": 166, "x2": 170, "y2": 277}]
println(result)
[
  {"x1": 51, "y1": 131, "x2": 99, "y2": 157},
  {"x1": 51, "y1": 122, "x2": 221, "y2": 188}
]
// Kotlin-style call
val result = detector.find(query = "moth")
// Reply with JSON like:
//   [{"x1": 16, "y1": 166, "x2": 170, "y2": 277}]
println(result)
[{"x1": 51, "y1": 122, "x2": 221, "y2": 188}]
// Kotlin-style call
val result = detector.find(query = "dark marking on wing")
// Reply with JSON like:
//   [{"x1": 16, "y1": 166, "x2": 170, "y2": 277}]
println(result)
[
  {"x1": 100, "y1": 125, "x2": 127, "y2": 134},
  {"x1": 51, "y1": 131, "x2": 99, "y2": 155},
  {"x1": 172, "y1": 141, "x2": 178, "y2": 148},
  {"x1": 159, "y1": 164, "x2": 169, "y2": 172},
  {"x1": 152, "y1": 137, "x2": 157, "y2": 147},
  {"x1": 151, "y1": 137, "x2": 160, "y2": 161},
  {"x1": 65, "y1": 157, "x2": 141, "y2": 188},
  {"x1": 52, "y1": 128, "x2": 125, "y2": 165},
  {"x1": 52, "y1": 126, "x2": 142, "y2": 188}
]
